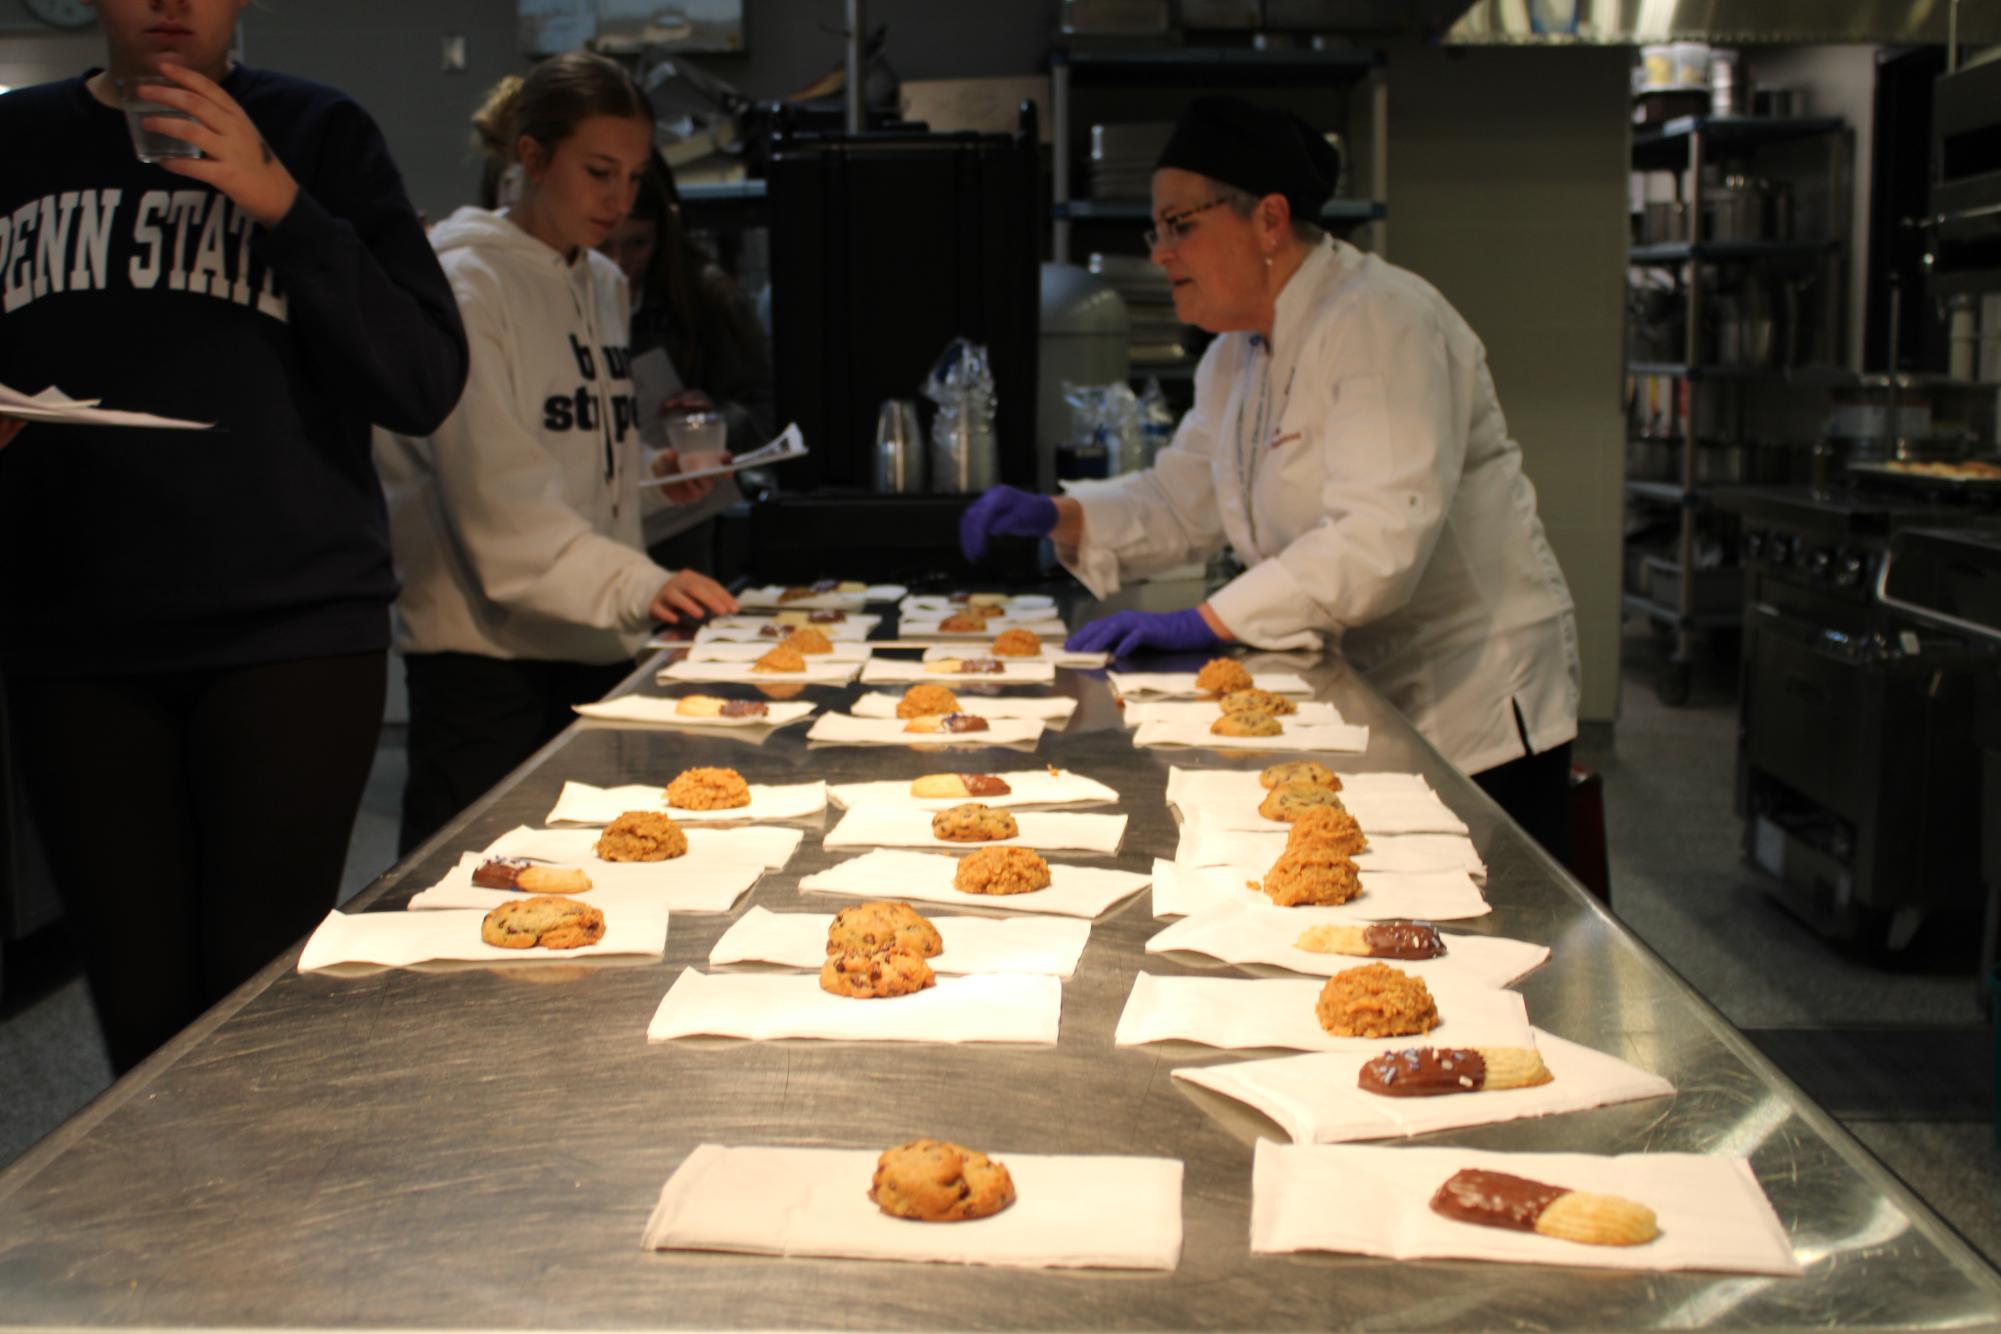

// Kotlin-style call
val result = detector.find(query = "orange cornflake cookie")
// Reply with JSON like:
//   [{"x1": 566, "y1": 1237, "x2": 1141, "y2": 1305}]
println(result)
[
  {"x1": 1195, "y1": 658, "x2": 1254, "y2": 696},
  {"x1": 1262, "y1": 848, "x2": 1364, "y2": 906},
  {"x1": 1314, "y1": 962, "x2": 1439, "y2": 1038},
  {"x1": 664, "y1": 766, "x2": 751, "y2": 811},
  {"x1": 991, "y1": 628, "x2": 1041, "y2": 657},
  {"x1": 1284, "y1": 805, "x2": 1369, "y2": 857},
  {"x1": 869, "y1": 1139, "x2": 1016, "y2": 1222},
  {"x1": 594, "y1": 811, "x2": 688, "y2": 861},
  {"x1": 753, "y1": 645, "x2": 806, "y2": 673},
  {"x1": 953, "y1": 846, "x2": 1052, "y2": 896},
  {"x1": 778, "y1": 627, "x2": 834, "y2": 654},
  {"x1": 939, "y1": 612, "x2": 988, "y2": 632},
  {"x1": 897, "y1": 683, "x2": 962, "y2": 718}
]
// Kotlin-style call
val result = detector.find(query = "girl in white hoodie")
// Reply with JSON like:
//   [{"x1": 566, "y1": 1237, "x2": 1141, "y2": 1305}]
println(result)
[{"x1": 377, "y1": 52, "x2": 736, "y2": 852}]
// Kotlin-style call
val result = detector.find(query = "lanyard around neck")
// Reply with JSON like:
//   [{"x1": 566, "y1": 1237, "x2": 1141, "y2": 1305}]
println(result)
[{"x1": 1234, "y1": 335, "x2": 1295, "y2": 553}]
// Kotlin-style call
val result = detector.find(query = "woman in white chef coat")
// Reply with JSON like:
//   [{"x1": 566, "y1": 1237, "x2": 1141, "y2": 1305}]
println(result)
[{"x1": 961, "y1": 96, "x2": 1581, "y2": 852}]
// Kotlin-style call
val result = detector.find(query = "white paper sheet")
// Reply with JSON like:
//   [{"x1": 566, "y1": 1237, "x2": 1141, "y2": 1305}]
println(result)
[
  {"x1": 900, "y1": 594, "x2": 1056, "y2": 617},
  {"x1": 806, "y1": 714, "x2": 1047, "y2": 747},
  {"x1": 659, "y1": 658, "x2": 861, "y2": 686},
  {"x1": 1133, "y1": 718, "x2": 1370, "y2": 754},
  {"x1": 1107, "y1": 670, "x2": 1311, "y2": 699},
  {"x1": 691, "y1": 614, "x2": 880, "y2": 642},
  {"x1": 899, "y1": 616, "x2": 1068, "y2": 638},
  {"x1": 800, "y1": 848, "x2": 1151, "y2": 919},
  {"x1": 297, "y1": 902, "x2": 666, "y2": 971},
  {"x1": 916, "y1": 643, "x2": 1108, "y2": 669},
  {"x1": 1113, "y1": 972, "x2": 1533, "y2": 1053},
  {"x1": 1166, "y1": 766, "x2": 1435, "y2": 808},
  {"x1": 1144, "y1": 902, "x2": 1543, "y2": 985},
  {"x1": 1149, "y1": 859, "x2": 1492, "y2": 922},
  {"x1": 1250, "y1": 1142, "x2": 1801, "y2": 1275},
  {"x1": 646, "y1": 968, "x2": 1061, "y2": 1043},
  {"x1": 406, "y1": 852, "x2": 757, "y2": 915},
  {"x1": 828, "y1": 768, "x2": 1120, "y2": 812},
  {"x1": 544, "y1": 779, "x2": 826, "y2": 825},
  {"x1": 1121, "y1": 700, "x2": 1351, "y2": 729},
  {"x1": 483, "y1": 824, "x2": 802, "y2": 873},
  {"x1": 1166, "y1": 777, "x2": 1467, "y2": 836},
  {"x1": 1174, "y1": 1030, "x2": 1676, "y2": 1144},
  {"x1": 739, "y1": 583, "x2": 906, "y2": 610},
  {"x1": 642, "y1": 1144, "x2": 1182, "y2": 1271},
  {"x1": 683, "y1": 641, "x2": 874, "y2": 661},
  {"x1": 1174, "y1": 826, "x2": 1488, "y2": 878},
  {"x1": 0, "y1": 380, "x2": 212, "y2": 430},
  {"x1": 572, "y1": 696, "x2": 818, "y2": 729},
  {"x1": 708, "y1": 906, "x2": 1091, "y2": 978},
  {"x1": 861, "y1": 658, "x2": 1057, "y2": 685},
  {"x1": 824, "y1": 806, "x2": 1127, "y2": 853},
  {"x1": 850, "y1": 692, "x2": 1077, "y2": 722}
]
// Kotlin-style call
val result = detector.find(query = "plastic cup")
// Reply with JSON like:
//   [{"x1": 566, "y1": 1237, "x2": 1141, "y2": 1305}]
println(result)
[
  {"x1": 113, "y1": 76, "x2": 201, "y2": 163},
  {"x1": 664, "y1": 410, "x2": 727, "y2": 457}
]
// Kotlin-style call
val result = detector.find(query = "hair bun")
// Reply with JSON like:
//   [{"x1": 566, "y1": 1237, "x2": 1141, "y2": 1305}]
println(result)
[{"x1": 470, "y1": 73, "x2": 525, "y2": 157}]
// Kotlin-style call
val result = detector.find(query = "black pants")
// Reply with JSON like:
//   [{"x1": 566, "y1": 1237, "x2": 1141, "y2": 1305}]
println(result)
[
  {"x1": 400, "y1": 652, "x2": 632, "y2": 855},
  {"x1": 6, "y1": 653, "x2": 386, "y2": 1074},
  {"x1": 1473, "y1": 740, "x2": 1573, "y2": 865}
]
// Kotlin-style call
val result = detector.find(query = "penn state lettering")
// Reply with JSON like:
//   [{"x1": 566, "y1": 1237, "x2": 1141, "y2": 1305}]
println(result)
[
  {"x1": 0, "y1": 187, "x2": 287, "y2": 320},
  {"x1": 542, "y1": 331, "x2": 640, "y2": 439}
]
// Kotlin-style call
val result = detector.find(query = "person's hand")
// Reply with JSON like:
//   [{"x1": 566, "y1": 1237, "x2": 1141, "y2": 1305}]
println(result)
[
  {"x1": 1066, "y1": 607, "x2": 1222, "y2": 659},
  {"x1": 0, "y1": 416, "x2": 24, "y2": 450},
  {"x1": 650, "y1": 569, "x2": 738, "y2": 624},
  {"x1": 960, "y1": 485, "x2": 1058, "y2": 562},
  {"x1": 661, "y1": 389, "x2": 716, "y2": 416},
  {"x1": 650, "y1": 447, "x2": 729, "y2": 504},
  {"x1": 138, "y1": 63, "x2": 299, "y2": 226}
]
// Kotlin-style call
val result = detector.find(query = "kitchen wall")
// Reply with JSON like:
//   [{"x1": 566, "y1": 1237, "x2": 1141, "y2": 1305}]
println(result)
[
  {"x1": 240, "y1": 0, "x2": 522, "y2": 223},
  {"x1": 1381, "y1": 40, "x2": 1631, "y2": 727}
]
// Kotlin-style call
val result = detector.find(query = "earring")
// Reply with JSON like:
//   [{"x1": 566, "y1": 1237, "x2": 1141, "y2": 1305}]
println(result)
[{"x1": 1264, "y1": 255, "x2": 1274, "y2": 269}]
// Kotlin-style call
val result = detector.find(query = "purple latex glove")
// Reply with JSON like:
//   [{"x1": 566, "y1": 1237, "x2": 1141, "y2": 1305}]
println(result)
[
  {"x1": 1065, "y1": 607, "x2": 1222, "y2": 659},
  {"x1": 960, "y1": 485, "x2": 1058, "y2": 562}
]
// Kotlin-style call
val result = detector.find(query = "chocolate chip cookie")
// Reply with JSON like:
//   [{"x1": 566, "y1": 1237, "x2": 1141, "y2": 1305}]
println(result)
[
  {"x1": 930, "y1": 802, "x2": 1019, "y2": 842},
  {"x1": 827, "y1": 901, "x2": 943, "y2": 958},
  {"x1": 869, "y1": 1138, "x2": 1016, "y2": 1222},
  {"x1": 1259, "y1": 760, "x2": 1342, "y2": 792},
  {"x1": 1258, "y1": 781, "x2": 1346, "y2": 821},
  {"x1": 479, "y1": 895, "x2": 605, "y2": 950},
  {"x1": 819, "y1": 945, "x2": 936, "y2": 998}
]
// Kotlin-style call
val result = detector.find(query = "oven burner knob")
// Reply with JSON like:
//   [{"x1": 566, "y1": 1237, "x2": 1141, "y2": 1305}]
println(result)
[{"x1": 1835, "y1": 549, "x2": 1864, "y2": 588}]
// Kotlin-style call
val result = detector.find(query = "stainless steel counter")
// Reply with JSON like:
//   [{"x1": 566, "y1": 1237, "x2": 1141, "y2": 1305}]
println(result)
[{"x1": 3, "y1": 591, "x2": 1999, "y2": 1330}]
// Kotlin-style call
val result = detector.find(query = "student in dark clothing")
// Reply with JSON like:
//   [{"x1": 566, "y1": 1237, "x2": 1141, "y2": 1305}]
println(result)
[{"x1": 0, "y1": 0, "x2": 469, "y2": 1073}]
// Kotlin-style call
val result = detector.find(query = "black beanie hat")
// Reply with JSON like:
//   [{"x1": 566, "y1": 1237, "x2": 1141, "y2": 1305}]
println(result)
[{"x1": 1154, "y1": 95, "x2": 1340, "y2": 223}]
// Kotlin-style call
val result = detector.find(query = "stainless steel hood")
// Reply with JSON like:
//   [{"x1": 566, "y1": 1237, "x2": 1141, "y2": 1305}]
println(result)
[{"x1": 1441, "y1": 0, "x2": 2001, "y2": 45}]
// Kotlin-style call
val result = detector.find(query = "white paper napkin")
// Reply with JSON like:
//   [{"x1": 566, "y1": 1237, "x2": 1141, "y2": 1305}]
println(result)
[
  {"x1": 800, "y1": 848, "x2": 1151, "y2": 919},
  {"x1": 851, "y1": 692, "x2": 1077, "y2": 722},
  {"x1": 1166, "y1": 766, "x2": 1436, "y2": 809},
  {"x1": 1145, "y1": 903, "x2": 1543, "y2": 986},
  {"x1": 1250, "y1": 1142, "x2": 1801, "y2": 1275},
  {"x1": 1133, "y1": 718, "x2": 1369, "y2": 753},
  {"x1": 544, "y1": 779, "x2": 827, "y2": 825},
  {"x1": 1168, "y1": 780, "x2": 1468, "y2": 836},
  {"x1": 572, "y1": 697, "x2": 818, "y2": 729},
  {"x1": 806, "y1": 714, "x2": 1047, "y2": 747},
  {"x1": 828, "y1": 768, "x2": 1120, "y2": 811},
  {"x1": 298, "y1": 902, "x2": 667, "y2": 971},
  {"x1": 900, "y1": 616, "x2": 1068, "y2": 638},
  {"x1": 900, "y1": 594, "x2": 1056, "y2": 617},
  {"x1": 484, "y1": 824, "x2": 802, "y2": 873},
  {"x1": 643, "y1": 1144, "x2": 1182, "y2": 1271},
  {"x1": 708, "y1": 906, "x2": 1091, "y2": 977},
  {"x1": 646, "y1": 968, "x2": 1061, "y2": 1043},
  {"x1": 1174, "y1": 1030, "x2": 1676, "y2": 1144},
  {"x1": 861, "y1": 658, "x2": 1057, "y2": 685},
  {"x1": 407, "y1": 852, "x2": 757, "y2": 915},
  {"x1": 659, "y1": 658, "x2": 861, "y2": 686},
  {"x1": 1174, "y1": 826, "x2": 1488, "y2": 878},
  {"x1": 684, "y1": 641, "x2": 874, "y2": 661},
  {"x1": 1149, "y1": 859, "x2": 1492, "y2": 922},
  {"x1": 692, "y1": 614, "x2": 880, "y2": 642},
  {"x1": 916, "y1": 644, "x2": 1108, "y2": 670},
  {"x1": 1113, "y1": 972, "x2": 1532, "y2": 1053},
  {"x1": 1108, "y1": 670, "x2": 1311, "y2": 698},
  {"x1": 740, "y1": 583, "x2": 907, "y2": 610},
  {"x1": 825, "y1": 807, "x2": 1127, "y2": 853},
  {"x1": 1122, "y1": 700, "x2": 1351, "y2": 729}
]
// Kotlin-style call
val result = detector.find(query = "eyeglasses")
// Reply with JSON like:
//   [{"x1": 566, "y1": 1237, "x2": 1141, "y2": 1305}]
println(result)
[{"x1": 1143, "y1": 196, "x2": 1229, "y2": 251}]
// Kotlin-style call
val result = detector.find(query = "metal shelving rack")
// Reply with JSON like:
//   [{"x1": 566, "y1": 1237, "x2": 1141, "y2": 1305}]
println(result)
[{"x1": 1625, "y1": 114, "x2": 1851, "y2": 704}]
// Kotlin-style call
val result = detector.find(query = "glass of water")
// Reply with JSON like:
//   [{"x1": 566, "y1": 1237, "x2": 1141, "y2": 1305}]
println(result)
[{"x1": 112, "y1": 75, "x2": 201, "y2": 163}]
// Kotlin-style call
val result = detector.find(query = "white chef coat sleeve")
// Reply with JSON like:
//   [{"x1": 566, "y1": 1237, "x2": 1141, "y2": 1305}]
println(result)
[
  {"x1": 1060, "y1": 343, "x2": 1232, "y2": 598},
  {"x1": 1208, "y1": 295, "x2": 1467, "y2": 646},
  {"x1": 426, "y1": 269, "x2": 671, "y2": 631}
]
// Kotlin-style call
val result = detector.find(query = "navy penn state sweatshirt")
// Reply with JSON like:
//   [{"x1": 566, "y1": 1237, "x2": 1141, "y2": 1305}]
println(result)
[{"x1": 0, "y1": 66, "x2": 468, "y2": 675}]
